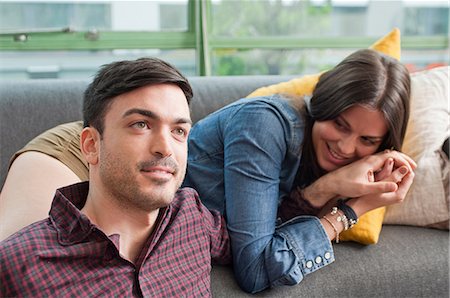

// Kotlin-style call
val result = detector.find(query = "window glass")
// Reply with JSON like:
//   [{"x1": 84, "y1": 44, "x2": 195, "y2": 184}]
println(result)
[
  {"x1": 210, "y1": 0, "x2": 449, "y2": 38},
  {"x1": 0, "y1": 0, "x2": 448, "y2": 79},
  {"x1": 211, "y1": 47, "x2": 450, "y2": 76},
  {"x1": 0, "y1": 1, "x2": 192, "y2": 79},
  {"x1": 0, "y1": 49, "x2": 196, "y2": 79},
  {"x1": 209, "y1": 0, "x2": 449, "y2": 75},
  {"x1": 0, "y1": 1, "x2": 188, "y2": 32}
]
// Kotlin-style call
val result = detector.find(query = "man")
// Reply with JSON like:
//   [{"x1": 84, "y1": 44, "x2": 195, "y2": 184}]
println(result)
[{"x1": 0, "y1": 58, "x2": 231, "y2": 296}]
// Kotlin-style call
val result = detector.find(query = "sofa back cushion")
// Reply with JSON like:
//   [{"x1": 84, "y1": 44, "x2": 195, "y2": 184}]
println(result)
[{"x1": 0, "y1": 75, "x2": 293, "y2": 186}]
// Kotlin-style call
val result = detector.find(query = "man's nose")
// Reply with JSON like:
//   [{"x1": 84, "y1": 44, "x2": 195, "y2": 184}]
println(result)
[{"x1": 150, "y1": 130, "x2": 173, "y2": 158}]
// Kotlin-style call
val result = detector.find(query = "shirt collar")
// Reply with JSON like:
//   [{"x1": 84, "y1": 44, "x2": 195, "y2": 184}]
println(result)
[
  {"x1": 49, "y1": 181, "x2": 174, "y2": 251},
  {"x1": 49, "y1": 181, "x2": 101, "y2": 245}
]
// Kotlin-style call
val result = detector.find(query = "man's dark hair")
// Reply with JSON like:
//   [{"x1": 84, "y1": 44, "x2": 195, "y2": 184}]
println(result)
[{"x1": 83, "y1": 57, "x2": 193, "y2": 135}]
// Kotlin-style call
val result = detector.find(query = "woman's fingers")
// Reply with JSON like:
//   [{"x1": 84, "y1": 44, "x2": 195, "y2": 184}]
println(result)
[
  {"x1": 362, "y1": 180, "x2": 398, "y2": 194},
  {"x1": 377, "y1": 171, "x2": 415, "y2": 205},
  {"x1": 349, "y1": 169, "x2": 415, "y2": 216},
  {"x1": 388, "y1": 166, "x2": 410, "y2": 183},
  {"x1": 323, "y1": 151, "x2": 415, "y2": 199},
  {"x1": 374, "y1": 158, "x2": 394, "y2": 181},
  {"x1": 393, "y1": 169, "x2": 415, "y2": 197},
  {"x1": 357, "y1": 165, "x2": 412, "y2": 197},
  {"x1": 374, "y1": 166, "x2": 415, "y2": 204},
  {"x1": 377, "y1": 150, "x2": 417, "y2": 171}
]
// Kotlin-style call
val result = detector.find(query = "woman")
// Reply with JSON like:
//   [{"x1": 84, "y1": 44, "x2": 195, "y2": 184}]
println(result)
[
  {"x1": 182, "y1": 49, "x2": 414, "y2": 292},
  {"x1": 0, "y1": 49, "x2": 415, "y2": 293}
]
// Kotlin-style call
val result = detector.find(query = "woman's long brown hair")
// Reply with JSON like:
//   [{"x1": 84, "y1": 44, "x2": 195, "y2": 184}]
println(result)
[{"x1": 293, "y1": 49, "x2": 411, "y2": 188}]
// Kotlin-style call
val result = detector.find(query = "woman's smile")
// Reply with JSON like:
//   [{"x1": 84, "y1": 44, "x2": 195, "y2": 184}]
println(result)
[{"x1": 312, "y1": 105, "x2": 388, "y2": 172}]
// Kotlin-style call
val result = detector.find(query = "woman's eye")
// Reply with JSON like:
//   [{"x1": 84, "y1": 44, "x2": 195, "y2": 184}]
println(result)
[
  {"x1": 334, "y1": 119, "x2": 345, "y2": 130},
  {"x1": 361, "y1": 137, "x2": 377, "y2": 146}
]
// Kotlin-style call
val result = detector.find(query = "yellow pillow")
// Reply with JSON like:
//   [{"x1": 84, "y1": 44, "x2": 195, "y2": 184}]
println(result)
[{"x1": 247, "y1": 28, "x2": 401, "y2": 245}]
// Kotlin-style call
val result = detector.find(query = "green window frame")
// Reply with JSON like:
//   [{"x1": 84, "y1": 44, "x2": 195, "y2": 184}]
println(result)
[{"x1": 0, "y1": 0, "x2": 448, "y2": 76}]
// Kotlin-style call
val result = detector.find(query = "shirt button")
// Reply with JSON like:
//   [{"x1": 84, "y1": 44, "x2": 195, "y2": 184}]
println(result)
[
  {"x1": 324, "y1": 252, "x2": 332, "y2": 260},
  {"x1": 315, "y1": 256, "x2": 322, "y2": 264},
  {"x1": 306, "y1": 261, "x2": 313, "y2": 269}
]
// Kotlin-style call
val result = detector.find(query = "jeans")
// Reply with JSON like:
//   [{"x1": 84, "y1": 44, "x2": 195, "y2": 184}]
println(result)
[{"x1": 183, "y1": 95, "x2": 334, "y2": 293}]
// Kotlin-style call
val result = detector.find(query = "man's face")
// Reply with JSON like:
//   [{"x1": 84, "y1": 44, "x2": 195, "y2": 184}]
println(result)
[{"x1": 95, "y1": 83, "x2": 191, "y2": 212}]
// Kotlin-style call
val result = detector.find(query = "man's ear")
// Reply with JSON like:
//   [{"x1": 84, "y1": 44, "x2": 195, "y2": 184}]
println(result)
[{"x1": 80, "y1": 127, "x2": 100, "y2": 165}]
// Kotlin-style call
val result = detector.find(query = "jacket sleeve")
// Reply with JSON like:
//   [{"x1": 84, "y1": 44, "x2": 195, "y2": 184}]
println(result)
[{"x1": 222, "y1": 102, "x2": 334, "y2": 293}]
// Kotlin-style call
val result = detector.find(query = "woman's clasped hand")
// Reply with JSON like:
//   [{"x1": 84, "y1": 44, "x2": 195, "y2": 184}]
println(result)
[{"x1": 302, "y1": 149, "x2": 416, "y2": 216}]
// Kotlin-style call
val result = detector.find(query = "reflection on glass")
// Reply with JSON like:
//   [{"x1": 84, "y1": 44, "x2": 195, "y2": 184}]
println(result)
[
  {"x1": 0, "y1": 1, "x2": 188, "y2": 32},
  {"x1": 210, "y1": 0, "x2": 449, "y2": 37},
  {"x1": 0, "y1": 49, "x2": 196, "y2": 79},
  {"x1": 211, "y1": 48, "x2": 450, "y2": 76}
]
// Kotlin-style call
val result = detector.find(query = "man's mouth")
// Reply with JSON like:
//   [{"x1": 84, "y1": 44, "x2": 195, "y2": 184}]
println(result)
[
  {"x1": 140, "y1": 166, "x2": 175, "y2": 181},
  {"x1": 141, "y1": 166, "x2": 175, "y2": 174},
  {"x1": 139, "y1": 158, "x2": 178, "y2": 174}
]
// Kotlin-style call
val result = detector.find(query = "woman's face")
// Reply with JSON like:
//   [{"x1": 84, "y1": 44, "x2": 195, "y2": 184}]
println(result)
[{"x1": 312, "y1": 105, "x2": 388, "y2": 172}]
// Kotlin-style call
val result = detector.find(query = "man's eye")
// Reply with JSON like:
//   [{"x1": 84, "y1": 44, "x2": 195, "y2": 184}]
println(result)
[
  {"x1": 173, "y1": 128, "x2": 186, "y2": 136},
  {"x1": 132, "y1": 121, "x2": 148, "y2": 129}
]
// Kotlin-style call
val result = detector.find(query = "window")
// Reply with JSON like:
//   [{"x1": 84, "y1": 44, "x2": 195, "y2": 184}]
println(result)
[
  {"x1": 208, "y1": 0, "x2": 449, "y2": 75},
  {"x1": 0, "y1": 0, "x2": 448, "y2": 79},
  {"x1": 0, "y1": 0, "x2": 196, "y2": 78}
]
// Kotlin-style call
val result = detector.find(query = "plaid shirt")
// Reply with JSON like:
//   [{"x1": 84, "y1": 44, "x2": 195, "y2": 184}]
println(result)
[{"x1": 0, "y1": 182, "x2": 231, "y2": 297}]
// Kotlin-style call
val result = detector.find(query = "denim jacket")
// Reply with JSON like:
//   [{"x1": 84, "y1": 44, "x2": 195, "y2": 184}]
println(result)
[{"x1": 183, "y1": 95, "x2": 334, "y2": 293}]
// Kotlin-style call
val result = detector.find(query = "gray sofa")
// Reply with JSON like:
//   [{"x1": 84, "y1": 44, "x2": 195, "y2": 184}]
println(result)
[{"x1": 0, "y1": 77, "x2": 448, "y2": 297}]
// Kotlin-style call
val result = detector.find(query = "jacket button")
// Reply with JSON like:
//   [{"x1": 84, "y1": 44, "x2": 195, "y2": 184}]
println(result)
[
  {"x1": 324, "y1": 252, "x2": 332, "y2": 260},
  {"x1": 306, "y1": 261, "x2": 313, "y2": 269},
  {"x1": 315, "y1": 256, "x2": 322, "y2": 264}
]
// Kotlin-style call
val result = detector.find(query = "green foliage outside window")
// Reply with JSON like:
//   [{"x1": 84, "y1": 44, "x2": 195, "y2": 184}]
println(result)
[{"x1": 0, "y1": 0, "x2": 448, "y2": 79}]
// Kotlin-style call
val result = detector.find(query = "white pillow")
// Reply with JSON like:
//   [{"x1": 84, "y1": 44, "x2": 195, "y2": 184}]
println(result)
[{"x1": 384, "y1": 66, "x2": 449, "y2": 227}]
